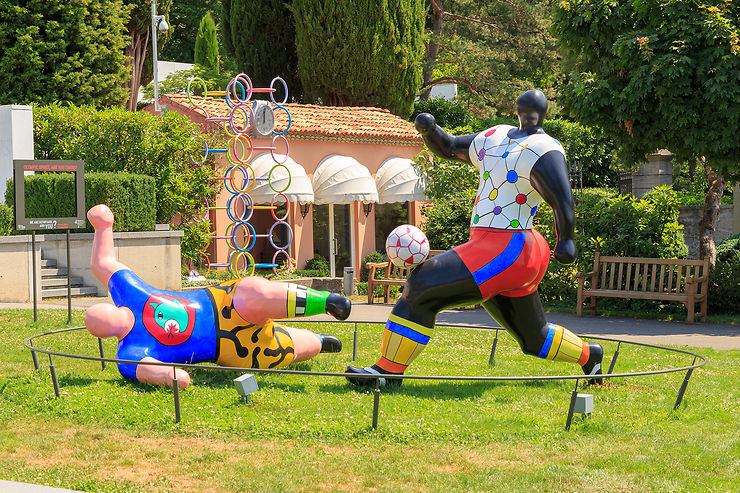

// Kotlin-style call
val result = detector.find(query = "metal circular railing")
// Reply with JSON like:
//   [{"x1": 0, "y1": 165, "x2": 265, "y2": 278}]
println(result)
[{"x1": 23, "y1": 321, "x2": 707, "y2": 429}]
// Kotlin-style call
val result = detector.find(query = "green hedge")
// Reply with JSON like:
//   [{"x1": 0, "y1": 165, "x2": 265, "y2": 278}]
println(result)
[
  {"x1": 33, "y1": 103, "x2": 217, "y2": 225},
  {"x1": 4, "y1": 172, "x2": 155, "y2": 233},
  {"x1": 709, "y1": 234, "x2": 740, "y2": 314}
]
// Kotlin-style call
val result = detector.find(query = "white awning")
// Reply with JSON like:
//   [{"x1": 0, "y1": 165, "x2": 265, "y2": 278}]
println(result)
[
  {"x1": 375, "y1": 157, "x2": 427, "y2": 203},
  {"x1": 312, "y1": 154, "x2": 379, "y2": 205},
  {"x1": 246, "y1": 153, "x2": 314, "y2": 204}
]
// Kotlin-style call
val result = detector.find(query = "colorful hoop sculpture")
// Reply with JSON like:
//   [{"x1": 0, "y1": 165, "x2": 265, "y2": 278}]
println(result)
[{"x1": 187, "y1": 72, "x2": 296, "y2": 277}]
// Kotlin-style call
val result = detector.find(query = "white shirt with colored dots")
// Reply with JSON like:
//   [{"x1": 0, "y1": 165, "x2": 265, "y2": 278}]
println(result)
[{"x1": 468, "y1": 125, "x2": 566, "y2": 230}]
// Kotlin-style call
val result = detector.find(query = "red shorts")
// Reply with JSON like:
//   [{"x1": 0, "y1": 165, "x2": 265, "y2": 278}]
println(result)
[{"x1": 453, "y1": 227, "x2": 551, "y2": 299}]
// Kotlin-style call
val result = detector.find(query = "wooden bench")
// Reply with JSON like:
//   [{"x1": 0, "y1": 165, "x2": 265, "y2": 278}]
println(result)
[
  {"x1": 576, "y1": 253, "x2": 710, "y2": 323},
  {"x1": 366, "y1": 250, "x2": 444, "y2": 304}
]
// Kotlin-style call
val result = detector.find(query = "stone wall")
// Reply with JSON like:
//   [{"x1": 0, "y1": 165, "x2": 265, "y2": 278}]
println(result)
[
  {"x1": 0, "y1": 230, "x2": 183, "y2": 302},
  {"x1": 631, "y1": 151, "x2": 674, "y2": 198},
  {"x1": 678, "y1": 205, "x2": 734, "y2": 259}
]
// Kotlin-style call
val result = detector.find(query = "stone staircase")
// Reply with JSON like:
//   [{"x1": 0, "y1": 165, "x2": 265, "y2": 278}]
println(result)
[{"x1": 40, "y1": 253, "x2": 97, "y2": 299}]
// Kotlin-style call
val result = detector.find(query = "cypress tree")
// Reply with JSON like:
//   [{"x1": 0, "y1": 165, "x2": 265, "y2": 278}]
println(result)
[
  {"x1": 292, "y1": 0, "x2": 425, "y2": 117},
  {"x1": 194, "y1": 12, "x2": 220, "y2": 73},
  {"x1": 0, "y1": 0, "x2": 130, "y2": 107},
  {"x1": 221, "y1": 0, "x2": 302, "y2": 101}
]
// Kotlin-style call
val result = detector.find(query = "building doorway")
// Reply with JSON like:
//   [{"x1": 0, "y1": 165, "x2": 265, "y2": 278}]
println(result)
[
  {"x1": 374, "y1": 202, "x2": 410, "y2": 252},
  {"x1": 313, "y1": 203, "x2": 355, "y2": 277}
]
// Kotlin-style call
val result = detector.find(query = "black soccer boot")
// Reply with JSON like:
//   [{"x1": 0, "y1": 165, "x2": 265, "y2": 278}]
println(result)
[
  {"x1": 326, "y1": 293, "x2": 351, "y2": 320},
  {"x1": 345, "y1": 365, "x2": 403, "y2": 387},
  {"x1": 318, "y1": 334, "x2": 342, "y2": 353},
  {"x1": 581, "y1": 342, "x2": 604, "y2": 385}
]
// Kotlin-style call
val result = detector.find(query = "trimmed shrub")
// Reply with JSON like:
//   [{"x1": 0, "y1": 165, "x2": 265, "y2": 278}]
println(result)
[
  {"x1": 5, "y1": 172, "x2": 156, "y2": 233},
  {"x1": 304, "y1": 255, "x2": 330, "y2": 277},
  {"x1": 360, "y1": 251, "x2": 386, "y2": 282},
  {"x1": 412, "y1": 98, "x2": 471, "y2": 129},
  {"x1": 537, "y1": 186, "x2": 689, "y2": 310},
  {"x1": 0, "y1": 203, "x2": 12, "y2": 235},
  {"x1": 708, "y1": 234, "x2": 740, "y2": 314},
  {"x1": 32, "y1": 103, "x2": 217, "y2": 225}
]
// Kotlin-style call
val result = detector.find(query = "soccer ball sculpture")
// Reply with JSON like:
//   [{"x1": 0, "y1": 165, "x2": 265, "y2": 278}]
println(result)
[{"x1": 385, "y1": 225, "x2": 430, "y2": 268}]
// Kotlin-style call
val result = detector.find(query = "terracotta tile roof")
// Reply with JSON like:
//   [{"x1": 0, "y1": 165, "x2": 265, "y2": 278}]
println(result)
[{"x1": 164, "y1": 94, "x2": 422, "y2": 145}]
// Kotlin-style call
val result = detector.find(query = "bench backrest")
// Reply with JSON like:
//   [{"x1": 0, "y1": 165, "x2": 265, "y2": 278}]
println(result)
[
  {"x1": 367, "y1": 250, "x2": 445, "y2": 280},
  {"x1": 591, "y1": 253, "x2": 710, "y2": 294}
]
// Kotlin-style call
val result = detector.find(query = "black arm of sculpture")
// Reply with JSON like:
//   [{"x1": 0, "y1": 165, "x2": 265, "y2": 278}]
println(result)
[
  {"x1": 530, "y1": 151, "x2": 577, "y2": 264},
  {"x1": 414, "y1": 113, "x2": 479, "y2": 163}
]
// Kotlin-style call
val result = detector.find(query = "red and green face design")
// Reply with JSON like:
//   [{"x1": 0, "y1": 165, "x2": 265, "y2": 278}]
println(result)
[{"x1": 142, "y1": 294, "x2": 196, "y2": 346}]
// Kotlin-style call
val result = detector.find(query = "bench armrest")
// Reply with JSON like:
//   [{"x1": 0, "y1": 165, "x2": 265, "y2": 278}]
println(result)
[
  {"x1": 575, "y1": 271, "x2": 594, "y2": 279},
  {"x1": 366, "y1": 261, "x2": 389, "y2": 269},
  {"x1": 686, "y1": 275, "x2": 709, "y2": 284}
]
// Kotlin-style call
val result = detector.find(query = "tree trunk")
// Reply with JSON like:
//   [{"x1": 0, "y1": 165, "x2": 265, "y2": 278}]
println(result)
[
  {"x1": 698, "y1": 157, "x2": 726, "y2": 265},
  {"x1": 420, "y1": 0, "x2": 444, "y2": 101},
  {"x1": 123, "y1": 28, "x2": 150, "y2": 112}
]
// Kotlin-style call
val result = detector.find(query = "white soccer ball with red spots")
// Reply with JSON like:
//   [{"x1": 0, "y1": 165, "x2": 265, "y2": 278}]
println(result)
[{"x1": 385, "y1": 225, "x2": 430, "y2": 269}]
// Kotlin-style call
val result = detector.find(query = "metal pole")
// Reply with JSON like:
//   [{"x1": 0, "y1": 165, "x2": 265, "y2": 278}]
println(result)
[
  {"x1": 172, "y1": 366, "x2": 181, "y2": 423},
  {"x1": 565, "y1": 378, "x2": 579, "y2": 431},
  {"x1": 98, "y1": 338, "x2": 106, "y2": 370},
  {"x1": 674, "y1": 356, "x2": 697, "y2": 410},
  {"x1": 352, "y1": 322, "x2": 358, "y2": 361},
  {"x1": 488, "y1": 329, "x2": 499, "y2": 366},
  {"x1": 49, "y1": 354, "x2": 60, "y2": 398},
  {"x1": 607, "y1": 341, "x2": 621, "y2": 375},
  {"x1": 30, "y1": 340, "x2": 39, "y2": 371},
  {"x1": 151, "y1": 0, "x2": 161, "y2": 114},
  {"x1": 66, "y1": 229, "x2": 72, "y2": 324},
  {"x1": 372, "y1": 384, "x2": 381, "y2": 429},
  {"x1": 31, "y1": 231, "x2": 37, "y2": 322}
]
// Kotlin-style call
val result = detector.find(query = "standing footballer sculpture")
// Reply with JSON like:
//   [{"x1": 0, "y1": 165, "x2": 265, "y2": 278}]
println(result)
[{"x1": 346, "y1": 89, "x2": 603, "y2": 386}]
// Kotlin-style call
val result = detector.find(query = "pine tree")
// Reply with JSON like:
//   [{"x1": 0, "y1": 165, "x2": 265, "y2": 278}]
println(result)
[
  {"x1": 0, "y1": 0, "x2": 131, "y2": 106},
  {"x1": 222, "y1": 0, "x2": 302, "y2": 101},
  {"x1": 292, "y1": 0, "x2": 425, "y2": 117},
  {"x1": 194, "y1": 12, "x2": 220, "y2": 73}
]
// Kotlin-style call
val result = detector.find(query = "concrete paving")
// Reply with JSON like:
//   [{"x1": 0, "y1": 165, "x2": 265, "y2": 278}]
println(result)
[
  {"x1": 305, "y1": 302, "x2": 740, "y2": 351},
  {"x1": 0, "y1": 480, "x2": 79, "y2": 492},
  {"x1": 11, "y1": 295, "x2": 736, "y2": 351}
]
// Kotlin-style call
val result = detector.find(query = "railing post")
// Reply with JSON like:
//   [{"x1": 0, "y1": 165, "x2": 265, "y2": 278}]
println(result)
[
  {"x1": 172, "y1": 366, "x2": 181, "y2": 423},
  {"x1": 488, "y1": 329, "x2": 499, "y2": 366},
  {"x1": 372, "y1": 384, "x2": 381, "y2": 429},
  {"x1": 98, "y1": 338, "x2": 106, "y2": 370},
  {"x1": 565, "y1": 379, "x2": 579, "y2": 431},
  {"x1": 48, "y1": 354, "x2": 60, "y2": 398},
  {"x1": 29, "y1": 340, "x2": 39, "y2": 371},
  {"x1": 352, "y1": 322, "x2": 358, "y2": 361},
  {"x1": 674, "y1": 356, "x2": 697, "y2": 411},
  {"x1": 607, "y1": 341, "x2": 621, "y2": 374}
]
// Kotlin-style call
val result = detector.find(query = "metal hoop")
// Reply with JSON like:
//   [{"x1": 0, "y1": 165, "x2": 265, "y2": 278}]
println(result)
[
  {"x1": 229, "y1": 163, "x2": 255, "y2": 193},
  {"x1": 226, "y1": 73, "x2": 253, "y2": 107},
  {"x1": 189, "y1": 136, "x2": 208, "y2": 166},
  {"x1": 186, "y1": 77, "x2": 208, "y2": 107},
  {"x1": 229, "y1": 250, "x2": 255, "y2": 277},
  {"x1": 228, "y1": 134, "x2": 254, "y2": 164},
  {"x1": 270, "y1": 193, "x2": 289, "y2": 222},
  {"x1": 231, "y1": 221, "x2": 257, "y2": 252},
  {"x1": 269, "y1": 76, "x2": 289, "y2": 105},
  {"x1": 271, "y1": 105, "x2": 292, "y2": 136},
  {"x1": 228, "y1": 104, "x2": 255, "y2": 135},
  {"x1": 270, "y1": 135, "x2": 289, "y2": 163},
  {"x1": 271, "y1": 249, "x2": 292, "y2": 275},
  {"x1": 268, "y1": 221, "x2": 293, "y2": 250},
  {"x1": 268, "y1": 163, "x2": 291, "y2": 193}
]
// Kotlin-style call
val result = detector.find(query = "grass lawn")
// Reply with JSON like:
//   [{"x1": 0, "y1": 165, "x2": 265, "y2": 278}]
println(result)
[{"x1": 0, "y1": 309, "x2": 738, "y2": 492}]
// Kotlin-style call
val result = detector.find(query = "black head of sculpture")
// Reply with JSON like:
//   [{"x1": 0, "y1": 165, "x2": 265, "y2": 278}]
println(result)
[{"x1": 516, "y1": 90, "x2": 548, "y2": 129}]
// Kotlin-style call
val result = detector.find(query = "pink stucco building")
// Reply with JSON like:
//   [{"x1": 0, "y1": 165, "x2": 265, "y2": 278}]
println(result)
[{"x1": 155, "y1": 95, "x2": 426, "y2": 276}]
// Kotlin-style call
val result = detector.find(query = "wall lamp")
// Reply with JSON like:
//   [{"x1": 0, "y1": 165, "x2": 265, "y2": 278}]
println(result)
[
  {"x1": 299, "y1": 202, "x2": 311, "y2": 218},
  {"x1": 362, "y1": 202, "x2": 374, "y2": 217}
]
